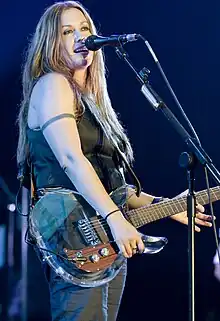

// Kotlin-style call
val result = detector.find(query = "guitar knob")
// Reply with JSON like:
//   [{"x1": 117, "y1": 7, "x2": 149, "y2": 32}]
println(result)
[
  {"x1": 90, "y1": 254, "x2": 100, "y2": 263},
  {"x1": 100, "y1": 247, "x2": 109, "y2": 257},
  {"x1": 75, "y1": 251, "x2": 83, "y2": 258}
]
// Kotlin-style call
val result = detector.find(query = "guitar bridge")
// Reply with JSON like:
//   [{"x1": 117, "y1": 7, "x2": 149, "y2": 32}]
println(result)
[{"x1": 77, "y1": 219, "x2": 100, "y2": 246}]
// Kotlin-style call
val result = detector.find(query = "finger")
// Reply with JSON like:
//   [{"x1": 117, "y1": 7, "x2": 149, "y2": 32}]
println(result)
[
  {"x1": 195, "y1": 212, "x2": 213, "y2": 221},
  {"x1": 136, "y1": 235, "x2": 145, "y2": 253},
  {"x1": 130, "y1": 240, "x2": 138, "y2": 254},
  {"x1": 123, "y1": 241, "x2": 133, "y2": 258},
  {"x1": 196, "y1": 204, "x2": 205, "y2": 213},
  {"x1": 117, "y1": 243, "x2": 129, "y2": 258},
  {"x1": 195, "y1": 218, "x2": 212, "y2": 227},
  {"x1": 195, "y1": 225, "x2": 201, "y2": 232}
]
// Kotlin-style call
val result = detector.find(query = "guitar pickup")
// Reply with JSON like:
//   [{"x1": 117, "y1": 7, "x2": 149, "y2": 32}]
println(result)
[{"x1": 75, "y1": 256, "x2": 87, "y2": 262}]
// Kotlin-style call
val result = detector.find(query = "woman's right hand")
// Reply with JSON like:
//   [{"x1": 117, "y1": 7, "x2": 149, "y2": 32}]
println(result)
[{"x1": 107, "y1": 211, "x2": 145, "y2": 258}]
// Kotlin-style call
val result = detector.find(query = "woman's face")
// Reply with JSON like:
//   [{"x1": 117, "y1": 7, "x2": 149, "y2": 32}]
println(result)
[{"x1": 61, "y1": 8, "x2": 94, "y2": 70}]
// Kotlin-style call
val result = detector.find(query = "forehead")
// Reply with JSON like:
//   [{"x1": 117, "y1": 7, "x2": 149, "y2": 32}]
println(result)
[{"x1": 61, "y1": 8, "x2": 87, "y2": 25}]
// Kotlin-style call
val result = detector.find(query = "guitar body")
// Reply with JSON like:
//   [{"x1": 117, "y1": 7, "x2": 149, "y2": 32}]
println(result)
[{"x1": 29, "y1": 185, "x2": 167, "y2": 287}]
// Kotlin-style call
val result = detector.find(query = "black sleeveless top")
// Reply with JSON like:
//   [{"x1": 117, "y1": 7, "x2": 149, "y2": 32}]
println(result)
[{"x1": 27, "y1": 106, "x2": 125, "y2": 193}]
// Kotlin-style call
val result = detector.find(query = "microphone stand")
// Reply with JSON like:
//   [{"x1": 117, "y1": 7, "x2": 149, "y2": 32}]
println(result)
[{"x1": 114, "y1": 46, "x2": 220, "y2": 321}]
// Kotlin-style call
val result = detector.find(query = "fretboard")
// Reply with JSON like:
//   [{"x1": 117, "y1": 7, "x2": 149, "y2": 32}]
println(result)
[{"x1": 126, "y1": 186, "x2": 220, "y2": 228}]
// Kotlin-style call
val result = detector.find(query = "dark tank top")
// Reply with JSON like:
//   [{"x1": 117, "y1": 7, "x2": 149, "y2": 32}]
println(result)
[{"x1": 27, "y1": 105, "x2": 125, "y2": 193}]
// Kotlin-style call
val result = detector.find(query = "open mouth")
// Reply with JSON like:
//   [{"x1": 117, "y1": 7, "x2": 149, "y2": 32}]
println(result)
[{"x1": 74, "y1": 46, "x2": 89, "y2": 54}]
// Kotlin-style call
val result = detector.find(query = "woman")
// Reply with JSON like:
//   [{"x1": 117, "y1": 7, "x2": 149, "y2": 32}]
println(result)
[{"x1": 17, "y1": 1, "x2": 211, "y2": 320}]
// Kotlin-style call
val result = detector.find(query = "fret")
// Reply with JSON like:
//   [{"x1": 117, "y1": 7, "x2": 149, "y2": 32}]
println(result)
[
  {"x1": 176, "y1": 199, "x2": 185, "y2": 212},
  {"x1": 172, "y1": 200, "x2": 180, "y2": 213},
  {"x1": 166, "y1": 201, "x2": 176, "y2": 215},
  {"x1": 197, "y1": 187, "x2": 220, "y2": 205},
  {"x1": 151, "y1": 207, "x2": 161, "y2": 220},
  {"x1": 139, "y1": 207, "x2": 153, "y2": 224},
  {"x1": 213, "y1": 191, "x2": 219, "y2": 200},
  {"x1": 126, "y1": 186, "x2": 220, "y2": 228},
  {"x1": 201, "y1": 193, "x2": 209, "y2": 203},
  {"x1": 138, "y1": 211, "x2": 148, "y2": 226},
  {"x1": 212, "y1": 191, "x2": 218, "y2": 201},
  {"x1": 159, "y1": 204, "x2": 168, "y2": 218},
  {"x1": 128, "y1": 210, "x2": 140, "y2": 226},
  {"x1": 198, "y1": 194, "x2": 206, "y2": 205},
  {"x1": 161, "y1": 203, "x2": 171, "y2": 217},
  {"x1": 128, "y1": 215, "x2": 136, "y2": 226}
]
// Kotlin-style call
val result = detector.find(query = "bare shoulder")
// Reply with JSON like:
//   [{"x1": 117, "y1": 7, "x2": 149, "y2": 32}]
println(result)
[
  {"x1": 32, "y1": 72, "x2": 73, "y2": 102},
  {"x1": 29, "y1": 73, "x2": 76, "y2": 128},
  {"x1": 37, "y1": 72, "x2": 71, "y2": 88}
]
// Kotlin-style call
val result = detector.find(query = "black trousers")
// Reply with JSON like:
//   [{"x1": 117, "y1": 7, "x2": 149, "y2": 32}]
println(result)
[{"x1": 45, "y1": 262, "x2": 127, "y2": 321}]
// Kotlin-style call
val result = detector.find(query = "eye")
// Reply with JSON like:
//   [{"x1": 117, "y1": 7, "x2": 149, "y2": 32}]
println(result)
[
  {"x1": 63, "y1": 29, "x2": 73, "y2": 35},
  {"x1": 81, "y1": 26, "x2": 90, "y2": 32}
]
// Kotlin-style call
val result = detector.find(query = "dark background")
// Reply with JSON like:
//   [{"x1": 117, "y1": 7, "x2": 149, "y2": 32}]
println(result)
[{"x1": 1, "y1": 1, "x2": 220, "y2": 320}]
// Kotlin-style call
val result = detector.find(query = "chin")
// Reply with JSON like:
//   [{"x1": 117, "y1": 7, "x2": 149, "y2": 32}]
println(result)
[{"x1": 71, "y1": 56, "x2": 93, "y2": 70}]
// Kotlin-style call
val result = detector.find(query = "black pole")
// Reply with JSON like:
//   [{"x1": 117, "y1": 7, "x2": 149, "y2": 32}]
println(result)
[{"x1": 179, "y1": 152, "x2": 197, "y2": 321}]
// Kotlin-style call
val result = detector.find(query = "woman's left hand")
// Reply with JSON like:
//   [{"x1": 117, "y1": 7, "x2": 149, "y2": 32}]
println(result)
[
  {"x1": 170, "y1": 204, "x2": 212, "y2": 232},
  {"x1": 170, "y1": 190, "x2": 213, "y2": 232}
]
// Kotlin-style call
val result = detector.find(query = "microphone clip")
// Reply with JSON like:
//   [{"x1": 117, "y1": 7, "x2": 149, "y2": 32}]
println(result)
[{"x1": 139, "y1": 67, "x2": 150, "y2": 84}]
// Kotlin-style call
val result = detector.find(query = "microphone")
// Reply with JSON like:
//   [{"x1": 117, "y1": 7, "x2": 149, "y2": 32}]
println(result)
[{"x1": 85, "y1": 33, "x2": 140, "y2": 51}]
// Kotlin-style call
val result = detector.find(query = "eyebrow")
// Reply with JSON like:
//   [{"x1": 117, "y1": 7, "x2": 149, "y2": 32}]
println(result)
[{"x1": 62, "y1": 21, "x2": 89, "y2": 28}]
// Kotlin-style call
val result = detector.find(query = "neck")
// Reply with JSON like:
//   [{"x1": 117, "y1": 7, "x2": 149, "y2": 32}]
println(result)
[{"x1": 73, "y1": 69, "x2": 87, "y2": 89}]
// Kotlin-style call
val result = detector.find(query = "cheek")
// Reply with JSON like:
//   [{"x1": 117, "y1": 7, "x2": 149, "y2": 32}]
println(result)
[{"x1": 63, "y1": 38, "x2": 74, "y2": 56}]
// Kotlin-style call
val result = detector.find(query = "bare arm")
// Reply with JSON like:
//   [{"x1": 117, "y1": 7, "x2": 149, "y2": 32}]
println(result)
[{"x1": 127, "y1": 187, "x2": 155, "y2": 209}]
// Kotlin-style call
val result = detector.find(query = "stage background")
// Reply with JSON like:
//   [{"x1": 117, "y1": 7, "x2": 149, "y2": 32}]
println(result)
[{"x1": 1, "y1": 1, "x2": 220, "y2": 320}]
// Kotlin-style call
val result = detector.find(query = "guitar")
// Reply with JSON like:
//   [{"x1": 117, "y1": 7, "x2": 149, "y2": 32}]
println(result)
[{"x1": 29, "y1": 184, "x2": 220, "y2": 287}]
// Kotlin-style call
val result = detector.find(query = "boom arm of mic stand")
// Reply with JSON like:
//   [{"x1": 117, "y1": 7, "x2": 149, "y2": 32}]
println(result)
[{"x1": 114, "y1": 46, "x2": 220, "y2": 185}]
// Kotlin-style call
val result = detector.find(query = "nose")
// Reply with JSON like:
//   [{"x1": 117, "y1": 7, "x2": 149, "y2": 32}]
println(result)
[{"x1": 73, "y1": 29, "x2": 84, "y2": 43}]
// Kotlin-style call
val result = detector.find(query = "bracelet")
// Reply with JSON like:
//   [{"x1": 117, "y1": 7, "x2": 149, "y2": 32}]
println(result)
[{"x1": 105, "y1": 209, "x2": 121, "y2": 221}]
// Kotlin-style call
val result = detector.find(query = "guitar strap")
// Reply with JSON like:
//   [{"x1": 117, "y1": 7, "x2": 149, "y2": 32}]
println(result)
[
  {"x1": 17, "y1": 157, "x2": 37, "y2": 208},
  {"x1": 17, "y1": 157, "x2": 37, "y2": 247}
]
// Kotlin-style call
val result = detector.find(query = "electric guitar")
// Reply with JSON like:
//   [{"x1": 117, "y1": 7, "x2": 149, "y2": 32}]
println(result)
[{"x1": 29, "y1": 184, "x2": 220, "y2": 287}]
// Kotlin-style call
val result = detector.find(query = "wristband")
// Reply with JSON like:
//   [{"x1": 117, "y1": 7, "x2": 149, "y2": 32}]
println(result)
[{"x1": 105, "y1": 209, "x2": 121, "y2": 221}]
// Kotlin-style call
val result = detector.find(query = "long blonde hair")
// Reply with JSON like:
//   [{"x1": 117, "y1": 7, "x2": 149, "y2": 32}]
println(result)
[{"x1": 17, "y1": 1, "x2": 134, "y2": 166}]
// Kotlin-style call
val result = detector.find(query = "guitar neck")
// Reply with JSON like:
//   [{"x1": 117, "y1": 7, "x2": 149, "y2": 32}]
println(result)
[{"x1": 126, "y1": 186, "x2": 220, "y2": 228}]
